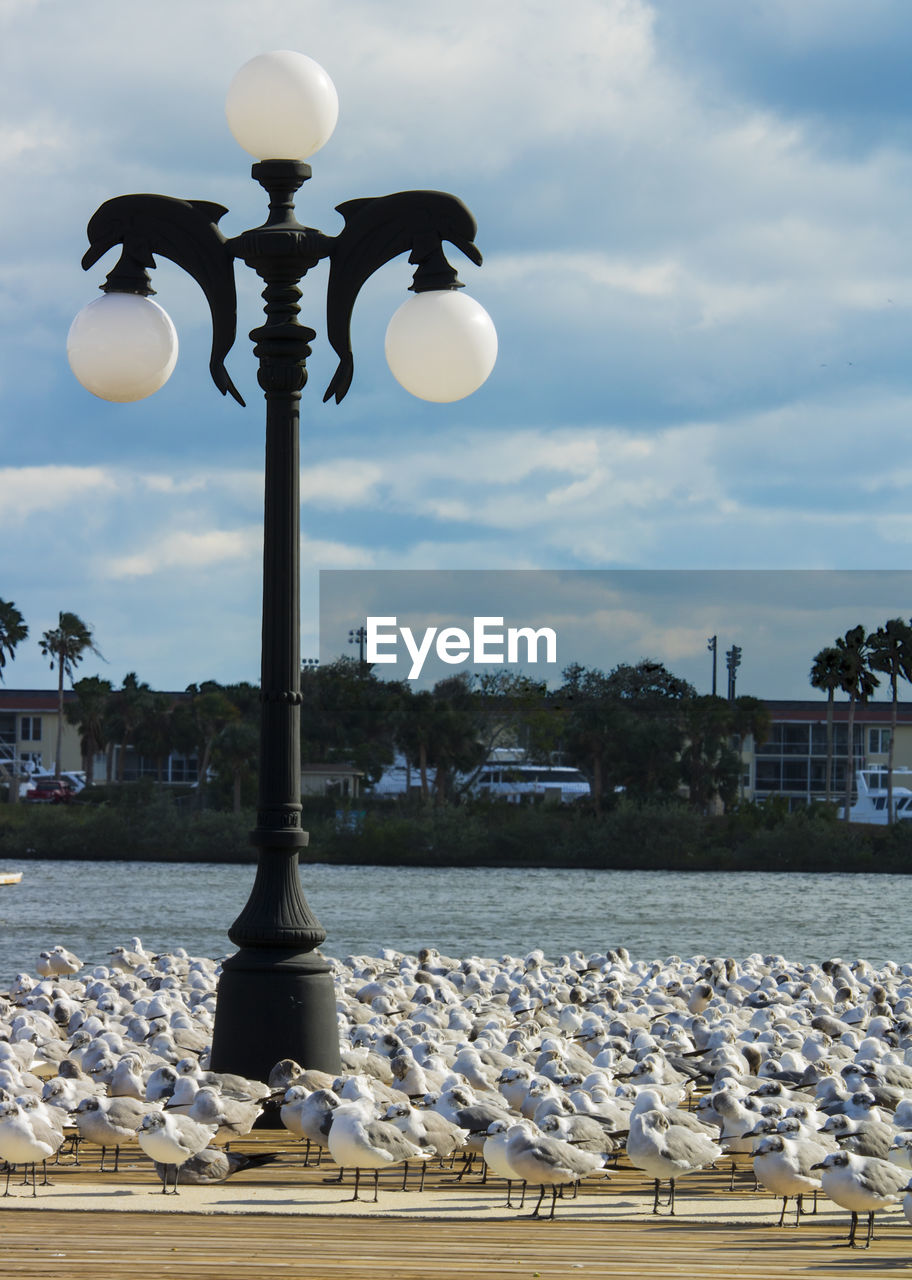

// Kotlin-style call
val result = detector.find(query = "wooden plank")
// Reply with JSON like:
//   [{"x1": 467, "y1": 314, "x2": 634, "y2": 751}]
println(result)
[
  {"x1": 2, "y1": 1209, "x2": 911, "y2": 1280},
  {"x1": 1, "y1": 1137, "x2": 910, "y2": 1278}
]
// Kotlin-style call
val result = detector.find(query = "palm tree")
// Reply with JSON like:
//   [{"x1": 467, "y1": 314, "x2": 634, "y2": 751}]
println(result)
[
  {"x1": 66, "y1": 675, "x2": 113, "y2": 784},
  {"x1": 835, "y1": 626, "x2": 879, "y2": 822},
  {"x1": 171, "y1": 683, "x2": 239, "y2": 805},
  {"x1": 133, "y1": 691, "x2": 178, "y2": 785},
  {"x1": 0, "y1": 599, "x2": 28, "y2": 682},
  {"x1": 868, "y1": 618, "x2": 912, "y2": 823},
  {"x1": 104, "y1": 672, "x2": 153, "y2": 781},
  {"x1": 809, "y1": 646, "x2": 843, "y2": 803},
  {"x1": 39, "y1": 612, "x2": 102, "y2": 779},
  {"x1": 211, "y1": 720, "x2": 259, "y2": 813}
]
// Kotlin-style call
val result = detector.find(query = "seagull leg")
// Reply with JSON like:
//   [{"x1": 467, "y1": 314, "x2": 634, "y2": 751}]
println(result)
[
  {"x1": 3, "y1": 1164, "x2": 12, "y2": 1196},
  {"x1": 652, "y1": 1178, "x2": 661, "y2": 1213},
  {"x1": 668, "y1": 1178, "x2": 677, "y2": 1216},
  {"x1": 777, "y1": 1195, "x2": 788, "y2": 1227},
  {"x1": 113, "y1": 1145, "x2": 120, "y2": 1174},
  {"x1": 531, "y1": 1184, "x2": 546, "y2": 1218},
  {"x1": 847, "y1": 1210, "x2": 858, "y2": 1247},
  {"x1": 548, "y1": 1186, "x2": 558, "y2": 1220},
  {"x1": 864, "y1": 1211, "x2": 875, "y2": 1249},
  {"x1": 372, "y1": 1169, "x2": 379, "y2": 1203},
  {"x1": 100, "y1": 1145, "x2": 107, "y2": 1172},
  {"x1": 345, "y1": 1168, "x2": 361, "y2": 1201},
  {"x1": 418, "y1": 1162, "x2": 426, "y2": 1192}
]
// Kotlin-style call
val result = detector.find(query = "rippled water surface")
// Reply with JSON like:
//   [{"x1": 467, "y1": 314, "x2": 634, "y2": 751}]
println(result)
[{"x1": 0, "y1": 858, "x2": 907, "y2": 985}]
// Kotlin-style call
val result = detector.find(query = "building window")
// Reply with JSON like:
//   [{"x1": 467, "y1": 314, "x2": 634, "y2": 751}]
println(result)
[
  {"x1": 869, "y1": 728, "x2": 892, "y2": 754},
  {"x1": 20, "y1": 716, "x2": 42, "y2": 742}
]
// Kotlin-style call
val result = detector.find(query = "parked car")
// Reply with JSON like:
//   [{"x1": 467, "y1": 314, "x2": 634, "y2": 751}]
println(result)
[{"x1": 25, "y1": 776, "x2": 77, "y2": 804}]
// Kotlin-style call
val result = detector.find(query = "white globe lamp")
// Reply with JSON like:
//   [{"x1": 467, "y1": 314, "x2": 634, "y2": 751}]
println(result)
[
  {"x1": 225, "y1": 51, "x2": 339, "y2": 161},
  {"x1": 385, "y1": 290, "x2": 497, "y2": 402},
  {"x1": 67, "y1": 293, "x2": 179, "y2": 403}
]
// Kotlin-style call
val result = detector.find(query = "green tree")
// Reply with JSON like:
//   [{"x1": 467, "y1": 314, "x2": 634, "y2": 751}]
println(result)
[
  {"x1": 66, "y1": 675, "x2": 113, "y2": 784},
  {"x1": 868, "y1": 618, "x2": 912, "y2": 824},
  {"x1": 809, "y1": 646, "x2": 843, "y2": 803},
  {"x1": 300, "y1": 659, "x2": 402, "y2": 785},
  {"x1": 730, "y1": 695, "x2": 771, "y2": 801},
  {"x1": 835, "y1": 626, "x2": 879, "y2": 823},
  {"x1": 171, "y1": 682, "x2": 240, "y2": 805},
  {"x1": 395, "y1": 675, "x2": 486, "y2": 806},
  {"x1": 560, "y1": 685, "x2": 628, "y2": 816},
  {"x1": 132, "y1": 690, "x2": 178, "y2": 785},
  {"x1": 210, "y1": 719, "x2": 260, "y2": 813},
  {"x1": 679, "y1": 695, "x2": 742, "y2": 813},
  {"x1": 39, "y1": 611, "x2": 102, "y2": 779},
  {"x1": 104, "y1": 672, "x2": 154, "y2": 781},
  {"x1": 557, "y1": 662, "x2": 694, "y2": 813},
  {"x1": 0, "y1": 599, "x2": 27, "y2": 682}
]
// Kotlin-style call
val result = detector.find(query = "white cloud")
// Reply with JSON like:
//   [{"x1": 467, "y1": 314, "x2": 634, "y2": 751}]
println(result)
[
  {"x1": 106, "y1": 527, "x2": 261, "y2": 578},
  {"x1": 0, "y1": 465, "x2": 119, "y2": 520}
]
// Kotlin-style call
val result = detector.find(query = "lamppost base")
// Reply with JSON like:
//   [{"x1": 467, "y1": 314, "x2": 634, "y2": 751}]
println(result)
[{"x1": 209, "y1": 946, "x2": 342, "y2": 1092}]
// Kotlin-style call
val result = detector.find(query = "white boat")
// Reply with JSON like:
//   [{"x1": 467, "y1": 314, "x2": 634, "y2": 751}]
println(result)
[
  {"x1": 472, "y1": 764, "x2": 591, "y2": 805},
  {"x1": 0, "y1": 871, "x2": 22, "y2": 886},
  {"x1": 841, "y1": 767, "x2": 912, "y2": 824}
]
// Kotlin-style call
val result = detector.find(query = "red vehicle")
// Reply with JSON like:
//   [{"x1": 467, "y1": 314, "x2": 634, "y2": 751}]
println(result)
[{"x1": 25, "y1": 776, "x2": 76, "y2": 804}]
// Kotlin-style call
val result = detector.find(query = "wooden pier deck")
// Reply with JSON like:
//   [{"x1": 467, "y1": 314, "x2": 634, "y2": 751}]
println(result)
[{"x1": 2, "y1": 1137, "x2": 910, "y2": 1279}]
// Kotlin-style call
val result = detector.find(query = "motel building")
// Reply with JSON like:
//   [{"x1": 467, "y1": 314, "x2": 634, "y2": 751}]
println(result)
[
  {"x1": 0, "y1": 689, "x2": 199, "y2": 790},
  {"x1": 737, "y1": 699, "x2": 912, "y2": 809}
]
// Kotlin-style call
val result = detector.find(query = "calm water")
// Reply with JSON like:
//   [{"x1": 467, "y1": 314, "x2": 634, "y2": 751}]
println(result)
[{"x1": 0, "y1": 859, "x2": 907, "y2": 987}]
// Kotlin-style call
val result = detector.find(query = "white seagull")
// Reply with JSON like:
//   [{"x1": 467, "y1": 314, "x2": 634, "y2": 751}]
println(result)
[
  {"x1": 751, "y1": 1133, "x2": 826, "y2": 1226},
  {"x1": 138, "y1": 1110, "x2": 219, "y2": 1194},
  {"x1": 326, "y1": 1099, "x2": 435, "y2": 1201},
  {"x1": 502, "y1": 1122, "x2": 607, "y2": 1219},
  {"x1": 626, "y1": 1108, "x2": 721, "y2": 1214},
  {"x1": 811, "y1": 1149, "x2": 910, "y2": 1248}
]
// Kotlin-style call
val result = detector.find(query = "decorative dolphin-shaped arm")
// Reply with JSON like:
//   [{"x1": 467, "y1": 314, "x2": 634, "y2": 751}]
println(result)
[
  {"x1": 81, "y1": 194, "x2": 245, "y2": 406},
  {"x1": 322, "y1": 190, "x2": 483, "y2": 404}
]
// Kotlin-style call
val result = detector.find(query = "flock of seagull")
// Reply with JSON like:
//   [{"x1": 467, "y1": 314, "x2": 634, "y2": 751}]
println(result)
[{"x1": 5, "y1": 938, "x2": 912, "y2": 1244}]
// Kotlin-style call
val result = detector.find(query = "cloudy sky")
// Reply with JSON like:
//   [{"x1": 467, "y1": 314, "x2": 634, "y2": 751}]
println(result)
[{"x1": 2, "y1": 0, "x2": 912, "y2": 701}]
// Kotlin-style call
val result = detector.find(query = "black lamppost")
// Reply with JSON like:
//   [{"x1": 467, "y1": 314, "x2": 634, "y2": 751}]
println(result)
[
  {"x1": 707, "y1": 635, "x2": 717, "y2": 697},
  {"x1": 67, "y1": 51, "x2": 496, "y2": 1083},
  {"x1": 349, "y1": 625, "x2": 367, "y2": 666},
  {"x1": 726, "y1": 644, "x2": 742, "y2": 701}
]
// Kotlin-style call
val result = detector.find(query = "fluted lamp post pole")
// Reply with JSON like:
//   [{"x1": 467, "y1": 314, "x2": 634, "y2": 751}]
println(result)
[{"x1": 67, "y1": 51, "x2": 497, "y2": 1084}]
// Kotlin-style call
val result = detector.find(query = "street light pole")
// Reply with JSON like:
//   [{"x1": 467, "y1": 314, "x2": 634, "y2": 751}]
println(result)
[
  {"x1": 67, "y1": 51, "x2": 496, "y2": 1084},
  {"x1": 349, "y1": 625, "x2": 367, "y2": 666}
]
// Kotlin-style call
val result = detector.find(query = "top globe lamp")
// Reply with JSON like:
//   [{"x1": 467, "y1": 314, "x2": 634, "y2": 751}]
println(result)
[{"x1": 225, "y1": 50, "x2": 339, "y2": 160}]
